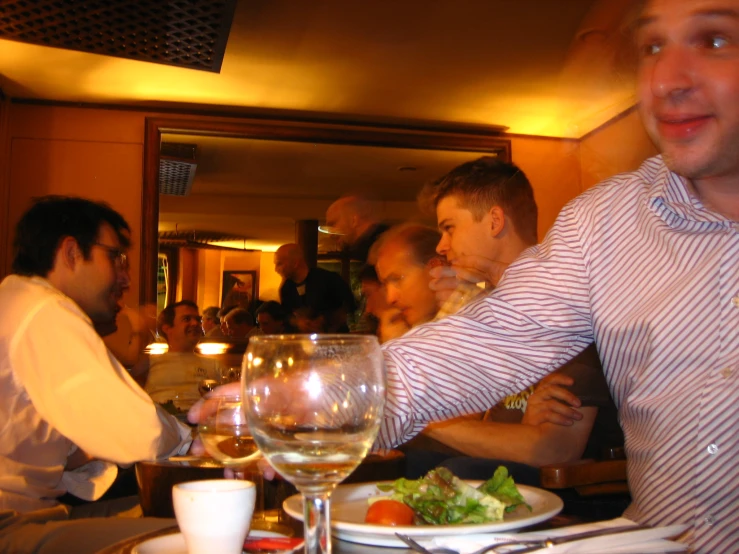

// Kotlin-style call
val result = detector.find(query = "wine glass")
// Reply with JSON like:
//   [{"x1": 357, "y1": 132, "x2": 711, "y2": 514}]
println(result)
[
  {"x1": 243, "y1": 334, "x2": 386, "y2": 554},
  {"x1": 197, "y1": 396, "x2": 261, "y2": 470},
  {"x1": 197, "y1": 379, "x2": 220, "y2": 397},
  {"x1": 197, "y1": 396, "x2": 265, "y2": 515}
]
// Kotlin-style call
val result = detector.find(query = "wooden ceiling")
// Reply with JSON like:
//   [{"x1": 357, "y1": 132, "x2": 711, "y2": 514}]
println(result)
[
  {"x1": 0, "y1": 0, "x2": 639, "y2": 138},
  {"x1": 0, "y1": 0, "x2": 642, "y2": 253}
]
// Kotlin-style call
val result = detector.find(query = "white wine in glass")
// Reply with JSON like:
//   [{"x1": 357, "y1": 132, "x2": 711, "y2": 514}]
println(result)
[
  {"x1": 197, "y1": 396, "x2": 261, "y2": 467},
  {"x1": 197, "y1": 395, "x2": 267, "y2": 522},
  {"x1": 243, "y1": 334, "x2": 386, "y2": 554}
]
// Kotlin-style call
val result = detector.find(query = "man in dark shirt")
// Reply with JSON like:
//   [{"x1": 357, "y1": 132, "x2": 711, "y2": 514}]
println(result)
[{"x1": 274, "y1": 243, "x2": 356, "y2": 332}]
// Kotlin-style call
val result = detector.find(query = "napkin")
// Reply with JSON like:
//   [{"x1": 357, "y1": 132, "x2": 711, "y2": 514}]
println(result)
[
  {"x1": 61, "y1": 460, "x2": 118, "y2": 501},
  {"x1": 425, "y1": 518, "x2": 689, "y2": 553}
]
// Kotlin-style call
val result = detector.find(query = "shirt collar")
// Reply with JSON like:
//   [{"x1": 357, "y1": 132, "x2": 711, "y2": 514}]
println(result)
[{"x1": 647, "y1": 156, "x2": 731, "y2": 228}]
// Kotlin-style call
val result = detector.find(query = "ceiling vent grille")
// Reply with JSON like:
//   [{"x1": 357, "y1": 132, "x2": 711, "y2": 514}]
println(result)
[
  {"x1": 0, "y1": 0, "x2": 237, "y2": 72},
  {"x1": 159, "y1": 142, "x2": 197, "y2": 196}
]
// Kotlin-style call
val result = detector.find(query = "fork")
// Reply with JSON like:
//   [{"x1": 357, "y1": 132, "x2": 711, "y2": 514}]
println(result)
[{"x1": 396, "y1": 524, "x2": 650, "y2": 554}]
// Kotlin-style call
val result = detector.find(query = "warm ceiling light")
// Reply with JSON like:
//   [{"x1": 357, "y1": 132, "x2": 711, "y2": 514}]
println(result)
[{"x1": 318, "y1": 226, "x2": 344, "y2": 235}]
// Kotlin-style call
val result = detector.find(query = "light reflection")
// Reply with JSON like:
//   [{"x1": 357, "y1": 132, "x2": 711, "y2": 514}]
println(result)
[
  {"x1": 145, "y1": 342, "x2": 168, "y2": 355},
  {"x1": 305, "y1": 371, "x2": 322, "y2": 399},
  {"x1": 195, "y1": 342, "x2": 228, "y2": 355}
]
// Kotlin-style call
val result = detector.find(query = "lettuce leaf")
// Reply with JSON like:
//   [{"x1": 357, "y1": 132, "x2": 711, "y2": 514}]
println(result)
[{"x1": 478, "y1": 466, "x2": 532, "y2": 513}]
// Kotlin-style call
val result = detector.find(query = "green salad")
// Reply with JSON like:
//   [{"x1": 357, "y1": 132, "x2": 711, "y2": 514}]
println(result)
[{"x1": 373, "y1": 466, "x2": 531, "y2": 525}]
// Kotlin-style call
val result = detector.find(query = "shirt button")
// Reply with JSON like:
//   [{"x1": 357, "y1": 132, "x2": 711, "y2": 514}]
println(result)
[
  {"x1": 721, "y1": 367, "x2": 733, "y2": 379},
  {"x1": 704, "y1": 515, "x2": 715, "y2": 526},
  {"x1": 707, "y1": 443, "x2": 718, "y2": 455},
  {"x1": 733, "y1": 296, "x2": 739, "y2": 308}
]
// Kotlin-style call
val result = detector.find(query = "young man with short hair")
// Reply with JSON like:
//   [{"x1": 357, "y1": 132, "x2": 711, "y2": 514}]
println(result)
[{"x1": 401, "y1": 159, "x2": 622, "y2": 479}]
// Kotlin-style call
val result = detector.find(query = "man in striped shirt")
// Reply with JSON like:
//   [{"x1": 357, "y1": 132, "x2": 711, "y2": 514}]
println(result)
[{"x1": 379, "y1": 0, "x2": 738, "y2": 552}]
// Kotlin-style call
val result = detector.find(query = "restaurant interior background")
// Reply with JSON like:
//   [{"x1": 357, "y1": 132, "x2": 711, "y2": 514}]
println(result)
[{"x1": 0, "y1": 0, "x2": 657, "y2": 317}]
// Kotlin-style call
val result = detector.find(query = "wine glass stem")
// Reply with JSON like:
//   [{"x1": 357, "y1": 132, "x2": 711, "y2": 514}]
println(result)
[
  {"x1": 302, "y1": 491, "x2": 332, "y2": 554},
  {"x1": 233, "y1": 466, "x2": 265, "y2": 519}
]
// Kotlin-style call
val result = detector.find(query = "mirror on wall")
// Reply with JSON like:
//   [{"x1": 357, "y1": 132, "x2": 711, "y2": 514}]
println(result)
[{"x1": 142, "y1": 114, "x2": 512, "y2": 309}]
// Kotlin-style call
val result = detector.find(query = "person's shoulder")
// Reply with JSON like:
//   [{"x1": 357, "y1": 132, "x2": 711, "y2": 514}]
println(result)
[
  {"x1": 0, "y1": 275, "x2": 84, "y2": 328},
  {"x1": 570, "y1": 155, "x2": 667, "y2": 212},
  {"x1": 311, "y1": 267, "x2": 341, "y2": 281}
]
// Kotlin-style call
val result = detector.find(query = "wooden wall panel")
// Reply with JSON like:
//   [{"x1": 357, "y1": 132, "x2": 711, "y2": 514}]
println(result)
[
  {"x1": 7, "y1": 138, "x2": 144, "y2": 303},
  {"x1": 580, "y1": 108, "x2": 658, "y2": 190},
  {"x1": 0, "y1": 97, "x2": 11, "y2": 277},
  {"x1": 509, "y1": 135, "x2": 582, "y2": 241}
]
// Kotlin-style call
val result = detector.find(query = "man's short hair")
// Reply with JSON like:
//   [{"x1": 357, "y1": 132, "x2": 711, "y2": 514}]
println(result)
[
  {"x1": 157, "y1": 300, "x2": 199, "y2": 340},
  {"x1": 226, "y1": 308, "x2": 254, "y2": 327},
  {"x1": 202, "y1": 306, "x2": 220, "y2": 323},
  {"x1": 218, "y1": 305, "x2": 238, "y2": 319},
  {"x1": 372, "y1": 224, "x2": 442, "y2": 268},
  {"x1": 419, "y1": 157, "x2": 538, "y2": 246},
  {"x1": 12, "y1": 195, "x2": 131, "y2": 277},
  {"x1": 255, "y1": 301, "x2": 288, "y2": 323}
]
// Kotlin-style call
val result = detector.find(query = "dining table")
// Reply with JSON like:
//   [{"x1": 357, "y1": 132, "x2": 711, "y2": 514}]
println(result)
[
  {"x1": 98, "y1": 505, "x2": 580, "y2": 554},
  {"x1": 97, "y1": 523, "x2": 416, "y2": 553}
]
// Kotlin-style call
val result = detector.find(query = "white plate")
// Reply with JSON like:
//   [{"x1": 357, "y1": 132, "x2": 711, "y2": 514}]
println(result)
[
  {"x1": 132, "y1": 529, "x2": 288, "y2": 554},
  {"x1": 283, "y1": 481, "x2": 563, "y2": 548}
]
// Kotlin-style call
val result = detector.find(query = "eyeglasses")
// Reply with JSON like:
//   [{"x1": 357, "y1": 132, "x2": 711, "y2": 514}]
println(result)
[{"x1": 93, "y1": 243, "x2": 129, "y2": 270}]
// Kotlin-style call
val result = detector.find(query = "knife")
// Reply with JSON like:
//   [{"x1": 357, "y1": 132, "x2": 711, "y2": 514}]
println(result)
[{"x1": 504, "y1": 524, "x2": 651, "y2": 553}]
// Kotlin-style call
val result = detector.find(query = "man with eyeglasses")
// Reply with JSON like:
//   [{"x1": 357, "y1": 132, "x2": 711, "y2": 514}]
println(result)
[{"x1": 0, "y1": 196, "x2": 192, "y2": 552}]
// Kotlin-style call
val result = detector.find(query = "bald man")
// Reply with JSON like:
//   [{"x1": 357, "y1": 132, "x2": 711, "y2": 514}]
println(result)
[
  {"x1": 325, "y1": 196, "x2": 389, "y2": 262},
  {"x1": 273, "y1": 244, "x2": 356, "y2": 332}
]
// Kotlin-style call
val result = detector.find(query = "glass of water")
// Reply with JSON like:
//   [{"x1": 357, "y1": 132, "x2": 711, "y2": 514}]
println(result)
[{"x1": 243, "y1": 334, "x2": 386, "y2": 554}]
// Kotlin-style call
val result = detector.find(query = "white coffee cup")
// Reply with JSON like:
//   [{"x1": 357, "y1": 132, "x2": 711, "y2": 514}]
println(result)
[{"x1": 173, "y1": 479, "x2": 256, "y2": 554}]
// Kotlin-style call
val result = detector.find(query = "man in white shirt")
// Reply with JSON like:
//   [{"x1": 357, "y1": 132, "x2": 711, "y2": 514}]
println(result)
[{"x1": 0, "y1": 196, "x2": 192, "y2": 553}]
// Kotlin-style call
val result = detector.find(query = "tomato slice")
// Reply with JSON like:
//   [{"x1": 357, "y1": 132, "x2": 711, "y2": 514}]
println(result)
[{"x1": 364, "y1": 499, "x2": 415, "y2": 526}]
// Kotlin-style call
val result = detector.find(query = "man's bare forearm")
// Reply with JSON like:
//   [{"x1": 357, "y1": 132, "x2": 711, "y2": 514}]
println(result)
[{"x1": 423, "y1": 407, "x2": 597, "y2": 467}]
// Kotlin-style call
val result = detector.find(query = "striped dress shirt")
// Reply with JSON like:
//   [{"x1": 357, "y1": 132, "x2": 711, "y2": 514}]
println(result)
[{"x1": 380, "y1": 156, "x2": 738, "y2": 554}]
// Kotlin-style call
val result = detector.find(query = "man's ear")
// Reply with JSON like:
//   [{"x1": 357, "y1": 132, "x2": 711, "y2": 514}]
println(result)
[
  {"x1": 488, "y1": 206, "x2": 506, "y2": 237},
  {"x1": 59, "y1": 236, "x2": 81, "y2": 269},
  {"x1": 350, "y1": 213, "x2": 360, "y2": 229}
]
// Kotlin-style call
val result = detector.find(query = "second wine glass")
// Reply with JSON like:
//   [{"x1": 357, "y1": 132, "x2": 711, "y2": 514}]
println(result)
[{"x1": 197, "y1": 395, "x2": 265, "y2": 516}]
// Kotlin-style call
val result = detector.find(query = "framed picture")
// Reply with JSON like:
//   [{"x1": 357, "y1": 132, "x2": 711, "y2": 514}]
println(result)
[{"x1": 221, "y1": 270, "x2": 258, "y2": 311}]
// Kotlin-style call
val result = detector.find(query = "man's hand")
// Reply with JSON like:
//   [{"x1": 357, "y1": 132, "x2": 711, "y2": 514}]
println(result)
[
  {"x1": 186, "y1": 381, "x2": 241, "y2": 457},
  {"x1": 429, "y1": 255, "x2": 509, "y2": 303},
  {"x1": 186, "y1": 380, "x2": 282, "y2": 480},
  {"x1": 522, "y1": 373, "x2": 583, "y2": 427}
]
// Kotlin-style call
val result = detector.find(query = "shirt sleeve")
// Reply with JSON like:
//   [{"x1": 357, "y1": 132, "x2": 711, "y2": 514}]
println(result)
[
  {"x1": 378, "y1": 201, "x2": 596, "y2": 448},
  {"x1": 11, "y1": 297, "x2": 191, "y2": 464}
]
